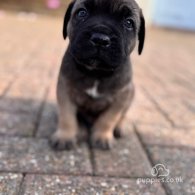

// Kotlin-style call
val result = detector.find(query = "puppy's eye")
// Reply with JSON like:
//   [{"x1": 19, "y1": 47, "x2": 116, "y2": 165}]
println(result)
[
  {"x1": 77, "y1": 8, "x2": 88, "y2": 18},
  {"x1": 124, "y1": 18, "x2": 134, "y2": 29}
]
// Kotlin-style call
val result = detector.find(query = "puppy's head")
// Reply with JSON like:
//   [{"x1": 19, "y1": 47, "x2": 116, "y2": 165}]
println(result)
[{"x1": 63, "y1": 0, "x2": 145, "y2": 71}]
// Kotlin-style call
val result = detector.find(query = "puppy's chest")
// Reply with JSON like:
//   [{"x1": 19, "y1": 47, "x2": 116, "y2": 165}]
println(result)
[
  {"x1": 72, "y1": 80, "x2": 114, "y2": 111},
  {"x1": 85, "y1": 81, "x2": 103, "y2": 99}
]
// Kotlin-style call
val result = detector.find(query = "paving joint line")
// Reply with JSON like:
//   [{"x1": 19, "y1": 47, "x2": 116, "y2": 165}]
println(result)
[
  {"x1": 17, "y1": 173, "x2": 26, "y2": 195},
  {"x1": 0, "y1": 79, "x2": 16, "y2": 99},
  {"x1": 32, "y1": 87, "x2": 50, "y2": 137},
  {"x1": 32, "y1": 63, "x2": 58, "y2": 137},
  {"x1": 141, "y1": 87, "x2": 175, "y2": 127},
  {"x1": 87, "y1": 144, "x2": 97, "y2": 177},
  {"x1": 0, "y1": 170, "x2": 155, "y2": 180},
  {"x1": 146, "y1": 143, "x2": 195, "y2": 152},
  {"x1": 0, "y1": 43, "x2": 45, "y2": 100},
  {"x1": 133, "y1": 124, "x2": 172, "y2": 195}
]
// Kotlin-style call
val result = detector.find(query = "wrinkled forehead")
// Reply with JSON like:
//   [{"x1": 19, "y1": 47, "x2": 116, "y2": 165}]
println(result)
[{"x1": 73, "y1": 0, "x2": 140, "y2": 15}]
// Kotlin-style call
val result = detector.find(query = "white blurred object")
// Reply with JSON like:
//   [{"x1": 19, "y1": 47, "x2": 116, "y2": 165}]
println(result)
[
  {"x1": 17, "y1": 12, "x2": 38, "y2": 21},
  {"x1": 136, "y1": 0, "x2": 195, "y2": 30},
  {"x1": 152, "y1": 0, "x2": 195, "y2": 30},
  {"x1": 136, "y1": 0, "x2": 154, "y2": 25},
  {"x1": 0, "y1": 10, "x2": 6, "y2": 18}
]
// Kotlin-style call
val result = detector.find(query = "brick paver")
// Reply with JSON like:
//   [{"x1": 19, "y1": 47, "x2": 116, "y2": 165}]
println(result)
[
  {"x1": 0, "y1": 111, "x2": 36, "y2": 136},
  {"x1": 136, "y1": 125, "x2": 195, "y2": 148},
  {"x1": 0, "y1": 173, "x2": 23, "y2": 195},
  {"x1": 0, "y1": 12, "x2": 195, "y2": 194},
  {"x1": 21, "y1": 175, "x2": 166, "y2": 195},
  {"x1": 148, "y1": 146, "x2": 195, "y2": 195},
  {"x1": 127, "y1": 88, "x2": 170, "y2": 127},
  {"x1": 36, "y1": 78, "x2": 58, "y2": 138},
  {"x1": 93, "y1": 128, "x2": 152, "y2": 178},
  {"x1": 0, "y1": 137, "x2": 92, "y2": 175}
]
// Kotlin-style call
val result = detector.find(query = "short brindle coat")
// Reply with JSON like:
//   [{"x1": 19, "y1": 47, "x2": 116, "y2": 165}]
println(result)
[{"x1": 50, "y1": 0, "x2": 145, "y2": 150}]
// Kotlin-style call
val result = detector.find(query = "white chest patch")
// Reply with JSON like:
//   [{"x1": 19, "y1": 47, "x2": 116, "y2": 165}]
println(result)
[{"x1": 85, "y1": 81, "x2": 102, "y2": 98}]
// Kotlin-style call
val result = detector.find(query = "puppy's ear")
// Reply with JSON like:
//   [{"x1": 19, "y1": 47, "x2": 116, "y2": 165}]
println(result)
[
  {"x1": 138, "y1": 10, "x2": 145, "y2": 55},
  {"x1": 63, "y1": 1, "x2": 75, "y2": 39}
]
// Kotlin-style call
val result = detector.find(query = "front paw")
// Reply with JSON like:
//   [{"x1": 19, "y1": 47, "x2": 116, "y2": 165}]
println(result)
[
  {"x1": 113, "y1": 127, "x2": 125, "y2": 139},
  {"x1": 91, "y1": 131, "x2": 114, "y2": 150},
  {"x1": 49, "y1": 130, "x2": 76, "y2": 151}
]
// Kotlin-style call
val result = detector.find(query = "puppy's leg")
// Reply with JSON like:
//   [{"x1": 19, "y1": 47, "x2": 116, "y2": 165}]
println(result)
[
  {"x1": 50, "y1": 75, "x2": 78, "y2": 150},
  {"x1": 114, "y1": 114, "x2": 127, "y2": 139},
  {"x1": 91, "y1": 102, "x2": 125, "y2": 150},
  {"x1": 92, "y1": 85, "x2": 134, "y2": 149},
  {"x1": 114, "y1": 85, "x2": 134, "y2": 138},
  {"x1": 114, "y1": 106, "x2": 132, "y2": 139}
]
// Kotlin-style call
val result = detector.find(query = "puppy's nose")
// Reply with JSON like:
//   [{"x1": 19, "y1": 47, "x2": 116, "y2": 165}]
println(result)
[{"x1": 90, "y1": 33, "x2": 111, "y2": 48}]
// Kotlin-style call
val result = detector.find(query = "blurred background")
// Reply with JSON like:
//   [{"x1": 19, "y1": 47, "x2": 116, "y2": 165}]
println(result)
[
  {"x1": 0, "y1": 0, "x2": 195, "y2": 194},
  {"x1": 0, "y1": 0, "x2": 70, "y2": 16},
  {"x1": 1, "y1": 0, "x2": 195, "y2": 30}
]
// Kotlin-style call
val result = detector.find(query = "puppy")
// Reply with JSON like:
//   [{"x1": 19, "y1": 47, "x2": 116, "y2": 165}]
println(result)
[{"x1": 50, "y1": 0, "x2": 145, "y2": 150}]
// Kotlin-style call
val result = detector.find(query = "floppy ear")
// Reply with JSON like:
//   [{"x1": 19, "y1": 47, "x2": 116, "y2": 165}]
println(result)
[
  {"x1": 138, "y1": 10, "x2": 145, "y2": 55},
  {"x1": 63, "y1": 1, "x2": 75, "y2": 39}
]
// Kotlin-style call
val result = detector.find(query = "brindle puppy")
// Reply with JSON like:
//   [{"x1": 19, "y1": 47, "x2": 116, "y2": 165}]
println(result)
[{"x1": 50, "y1": 0, "x2": 145, "y2": 150}]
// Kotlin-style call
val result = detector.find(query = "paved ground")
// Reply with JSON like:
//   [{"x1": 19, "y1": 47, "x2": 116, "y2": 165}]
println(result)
[{"x1": 0, "y1": 12, "x2": 195, "y2": 195}]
